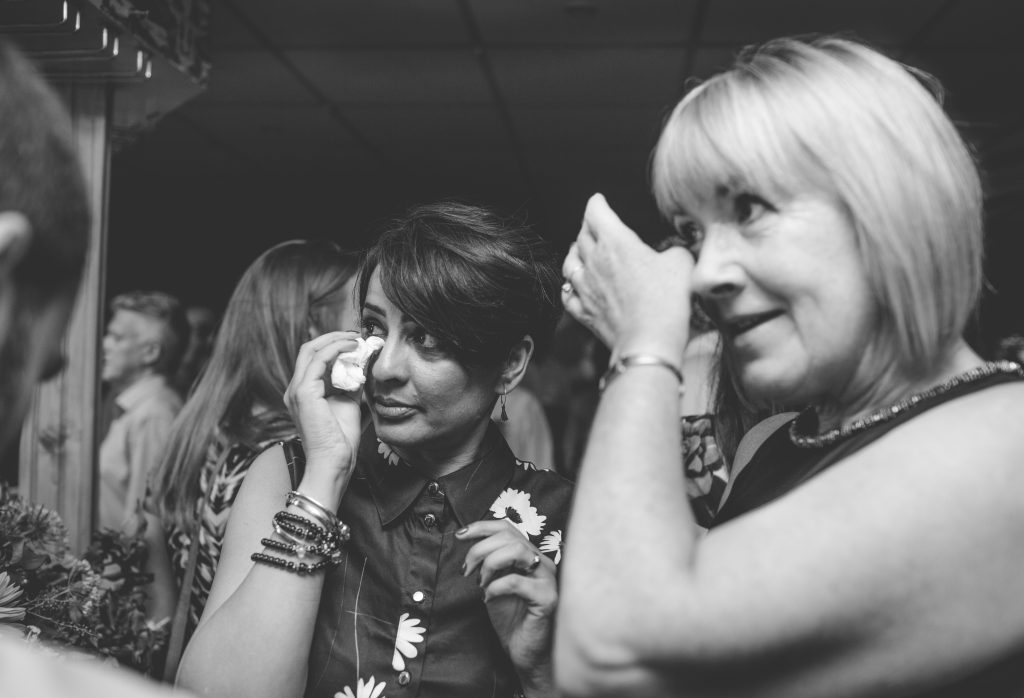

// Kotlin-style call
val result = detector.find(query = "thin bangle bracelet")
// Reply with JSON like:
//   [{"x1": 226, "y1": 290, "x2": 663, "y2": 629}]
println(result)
[{"x1": 599, "y1": 353, "x2": 685, "y2": 395}]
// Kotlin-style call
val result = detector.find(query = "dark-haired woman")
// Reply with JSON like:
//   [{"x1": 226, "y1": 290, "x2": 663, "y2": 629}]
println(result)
[{"x1": 178, "y1": 202, "x2": 572, "y2": 698}]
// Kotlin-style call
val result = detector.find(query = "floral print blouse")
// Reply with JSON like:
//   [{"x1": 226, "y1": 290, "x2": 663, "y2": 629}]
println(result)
[
  {"x1": 295, "y1": 422, "x2": 574, "y2": 698},
  {"x1": 681, "y1": 414, "x2": 728, "y2": 528}
]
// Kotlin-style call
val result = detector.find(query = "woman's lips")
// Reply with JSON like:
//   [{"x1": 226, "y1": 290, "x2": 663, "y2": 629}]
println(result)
[
  {"x1": 372, "y1": 399, "x2": 415, "y2": 419},
  {"x1": 725, "y1": 310, "x2": 784, "y2": 337}
]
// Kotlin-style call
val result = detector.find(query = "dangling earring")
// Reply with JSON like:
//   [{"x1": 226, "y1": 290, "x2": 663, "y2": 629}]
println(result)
[{"x1": 499, "y1": 388, "x2": 509, "y2": 422}]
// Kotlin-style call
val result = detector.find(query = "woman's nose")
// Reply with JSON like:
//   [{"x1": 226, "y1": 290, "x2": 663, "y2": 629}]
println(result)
[
  {"x1": 690, "y1": 226, "x2": 745, "y2": 302},
  {"x1": 369, "y1": 337, "x2": 403, "y2": 382}
]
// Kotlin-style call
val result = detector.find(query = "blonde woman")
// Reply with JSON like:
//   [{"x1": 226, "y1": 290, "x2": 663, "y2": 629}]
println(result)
[{"x1": 556, "y1": 36, "x2": 1024, "y2": 697}]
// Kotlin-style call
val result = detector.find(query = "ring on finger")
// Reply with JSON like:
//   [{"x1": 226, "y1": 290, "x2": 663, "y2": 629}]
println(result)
[
  {"x1": 525, "y1": 553, "x2": 541, "y2": 575},
  {"x1": 561, "y1": 280, "x2": 575, "y2": 295}
]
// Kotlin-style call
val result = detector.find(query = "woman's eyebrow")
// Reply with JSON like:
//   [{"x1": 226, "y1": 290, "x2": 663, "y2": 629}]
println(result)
[{"x1": 362, "y1": 301, "x2": 385, "y2": 315}]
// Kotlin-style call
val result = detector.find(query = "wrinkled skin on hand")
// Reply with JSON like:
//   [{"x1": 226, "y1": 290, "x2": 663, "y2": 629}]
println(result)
[{"x1": 562, "y1": 193, "x2": 694, "y2": 360}]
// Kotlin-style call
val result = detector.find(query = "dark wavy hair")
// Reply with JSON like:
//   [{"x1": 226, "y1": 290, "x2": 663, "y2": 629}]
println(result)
[{"x1": 358, "y1": 200, "x2": 563, "y2": 367}]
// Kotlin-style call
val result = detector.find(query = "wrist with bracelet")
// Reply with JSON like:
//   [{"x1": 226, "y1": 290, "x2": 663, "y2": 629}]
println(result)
[
  {"x1": 251, "y1": 490, "x2": 351, "y2": 574},
  {"x1": 599, "y1": 353, "x2": 685, "y2": 397}
]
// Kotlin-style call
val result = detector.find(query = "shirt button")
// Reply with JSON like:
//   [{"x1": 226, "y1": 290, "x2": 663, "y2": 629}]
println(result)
[
  {"x1": 397, "y1": 670, "x2": 411, "y2": 686},
  {"x1": 412, "y1": 590, "x2": 425, "y2": 603},
  {"x1": 427, "y1": 481, "x2": 441, "y2": 496},
  {"x1": 423, "y1": 513, "x2": 436, "y2": 528}
]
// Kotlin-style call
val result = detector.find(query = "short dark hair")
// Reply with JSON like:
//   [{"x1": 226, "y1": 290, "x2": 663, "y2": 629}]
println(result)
[
  {"x1": 358, "y1": 200, "x2": 563, "y2": 366},
  {"x1": 110, "y1": 290, "x2": 190, "y2": 377},
  {"x1": 0, "y1": 40, "x2": 90, "y2": 306}
]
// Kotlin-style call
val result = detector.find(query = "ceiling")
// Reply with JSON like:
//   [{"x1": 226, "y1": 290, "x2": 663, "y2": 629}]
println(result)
[{"x1": 108, "y1": 0, "x2": 1024, "y2": 345}]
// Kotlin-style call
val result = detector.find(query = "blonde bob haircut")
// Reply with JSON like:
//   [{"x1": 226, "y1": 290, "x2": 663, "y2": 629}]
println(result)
[{"x1": 651, "y1": 35, "x2": 983, "y2": 387}]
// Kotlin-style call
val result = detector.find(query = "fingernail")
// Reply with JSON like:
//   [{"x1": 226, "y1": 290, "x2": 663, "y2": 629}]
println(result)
[
  {"x1": 461, "y1": 561, "x2": 467, "y2": 575},
  {"x1": 455, "y1": 526, "x2": 468, "y2": 536}
]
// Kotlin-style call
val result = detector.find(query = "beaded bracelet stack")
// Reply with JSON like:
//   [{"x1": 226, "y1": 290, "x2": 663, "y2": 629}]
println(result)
[{"x1": 251, "y1": 490, "x2": 351, "y2": 575}]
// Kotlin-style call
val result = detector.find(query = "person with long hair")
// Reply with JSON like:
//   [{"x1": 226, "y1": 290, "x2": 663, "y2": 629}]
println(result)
[
  {"x1": 177, "y1": 201, "x2": 572, "y2": 698},
  {"x1": 146, "y1": 239, "x2": 360, "y2": 653},
  {"x1": 555, "y1": 35, "x2": 1024, "y2": 697}
]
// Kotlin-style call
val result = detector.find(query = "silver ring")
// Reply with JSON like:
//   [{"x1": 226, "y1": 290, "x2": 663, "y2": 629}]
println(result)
[
  {"x1": 525, "y1": 553, "x2": 541, "y2": 574},
  {"x1": 561, "y1": 280, "x2": 574, "y2": 295}
]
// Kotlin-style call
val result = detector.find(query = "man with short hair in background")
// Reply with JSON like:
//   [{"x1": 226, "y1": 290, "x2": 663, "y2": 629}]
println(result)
[{"x1": 97, "y1": 290, "x2": 188, "y2": 531}]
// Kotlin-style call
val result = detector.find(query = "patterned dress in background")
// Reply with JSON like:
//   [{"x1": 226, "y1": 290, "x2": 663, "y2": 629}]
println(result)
[
  {"x1": 165, "y1": 435, "x2": 288, "y2": 642},
  {"x1": 682, "y1": 413, "x2": 728, "y2": 528}
]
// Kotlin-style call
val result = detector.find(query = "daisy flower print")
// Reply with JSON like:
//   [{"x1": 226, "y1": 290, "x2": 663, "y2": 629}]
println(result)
[
  {"x1": 335, "y1": 675, "x2": 386, "y2": 698},
  {"x1": 377, "y1": 440, "x2": 401, "y2": 466},
  {"x1": 489, "y1": 488, "x2": 546, "y2": 538},
  {"x1": 539, "y1": 530, "x2": 562, "y2": 565},
  {"x1": 392, "y1": 612, "x2": 426, "y2": 671}
]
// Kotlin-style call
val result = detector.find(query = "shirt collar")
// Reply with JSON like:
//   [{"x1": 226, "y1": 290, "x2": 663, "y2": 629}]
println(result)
[
  {"x1": 114, "y1": 374, "x2": 173, "y2": 411},
  {"x1": 359, "y1": 422, "x2": 514, "y2": 528}
]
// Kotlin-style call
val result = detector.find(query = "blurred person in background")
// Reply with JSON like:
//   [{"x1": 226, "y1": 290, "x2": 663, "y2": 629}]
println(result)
[
  {"x1": 145, "y1": 239, "x2": 361, "y2": 678},
  {"x1": 97, "y1": 290, "x2": 188, "y2": 531},
  {"x1": 173, "y1": 304, "x2": 219, "y2": 397}
]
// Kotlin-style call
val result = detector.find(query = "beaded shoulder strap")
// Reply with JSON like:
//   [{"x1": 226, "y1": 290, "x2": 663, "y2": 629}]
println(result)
[{"x1": 282, "y1": 438, "x2": 306, "y2": 490}]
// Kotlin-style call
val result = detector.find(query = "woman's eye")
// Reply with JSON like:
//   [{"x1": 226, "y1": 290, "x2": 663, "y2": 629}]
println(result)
[
  {"x1": 361, "y1": 317, "x2": 384, "y2": 338},
  {"x1": 672, "y1": 216, "x2": 704, "y2": 250},
  {"x1": 410, "y1": 328, "x2": 441, "y2": 350},
  {"x1": 735, "y1": 193, "x2": 772, "y2": 224}
]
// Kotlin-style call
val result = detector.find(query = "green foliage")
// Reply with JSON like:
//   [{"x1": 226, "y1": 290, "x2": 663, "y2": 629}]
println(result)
[{"x1": 0, "y1": 483, "x2": 168, "y2": 676}]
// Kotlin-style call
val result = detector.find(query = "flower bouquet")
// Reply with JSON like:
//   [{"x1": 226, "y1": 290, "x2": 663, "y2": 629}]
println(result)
[{"x1": 0, "y1": 483, "x2": 168, "y2": 675}]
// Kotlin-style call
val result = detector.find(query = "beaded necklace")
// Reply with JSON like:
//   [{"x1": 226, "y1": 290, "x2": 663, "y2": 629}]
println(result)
[{"x1": 788, "y1": 360, "x2": 1024, "y2": 449}]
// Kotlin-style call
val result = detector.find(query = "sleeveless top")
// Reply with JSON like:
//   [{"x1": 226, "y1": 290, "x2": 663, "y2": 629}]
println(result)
[
  {"x1": 290, "y1": 422, "x2": 575, "y2": 698},
  {"x1": 711, "y1": 369, "x2": 1024, "y2": 696}
]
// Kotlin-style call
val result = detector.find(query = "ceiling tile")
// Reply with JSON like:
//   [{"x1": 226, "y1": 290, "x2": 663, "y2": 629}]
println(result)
[
  {"x1": 470, "y1": 0, "x2": 699, "y2": 45},
  {"x1": 491, "y1": 47, "x2": 686, "y2": 106},
  {"x1": 192, "y1": 50, "x2": 318, "y2": 106},
  {"x1": 182, "y1": 105, "x2": 378, "y2": 172},
  {"x1": 902, "y1": 48, "x2": 1024, "y2": 127},
  {"x1": 510, "y1": 105, "x2": 667, "y2": 149},
  {"x1": 208, "y1": 2, "x2": 259, "y2": 50},
  {"x1": 916, "y1": 0, "x2": 1024, "y2": 48},
  {"x1": 700, "y1": 0, "x2": 941, "y2": 46},
  {"x1": 214, "y1": 0, "x2": 466, "y2": 49},
  {"x1": 116, "y1": 116, "x2": 251, "y2": 177},
  {"x1": 343, "y1": 105, "x2": 510, "y2": 152},
  {"x1": 287, "y1": 49, "x2": 492, "y2": 104}
]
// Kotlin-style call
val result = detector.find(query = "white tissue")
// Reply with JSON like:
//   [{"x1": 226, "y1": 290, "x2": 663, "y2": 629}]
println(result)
[{"x1": 330, "y1": 336, "x2": 385, "y2": 391}]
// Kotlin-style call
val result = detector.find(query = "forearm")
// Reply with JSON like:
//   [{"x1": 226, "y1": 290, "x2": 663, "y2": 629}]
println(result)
[
  {"x1": 176, "y1": 564, "x2": 324, "y2": 698},
  {"x1": 556, "y1": 366, "x2": 700, "y2": 691}
]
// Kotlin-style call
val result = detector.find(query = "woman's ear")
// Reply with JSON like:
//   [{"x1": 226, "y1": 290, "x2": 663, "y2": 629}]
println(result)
[
  {"x1": 0, "y1": 211, "x2": 33, "y2": 279},
  {"x1": 498, "y1": 335, "x2": 535, "y2": 393}
]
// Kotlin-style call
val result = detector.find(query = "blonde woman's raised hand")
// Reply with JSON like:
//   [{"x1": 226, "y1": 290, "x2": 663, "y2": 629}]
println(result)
[{"x1": 562, "y1": 193, "x2": 693, "y2": 361}]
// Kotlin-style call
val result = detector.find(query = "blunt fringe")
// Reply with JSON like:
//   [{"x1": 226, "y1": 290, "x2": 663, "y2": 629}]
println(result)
[
  {"x1": 357, "y1": 200, "x2": 563, "y2": 367},
  {"x1": 651, "y1": 35, "x2": 983, "y2": 389}
]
